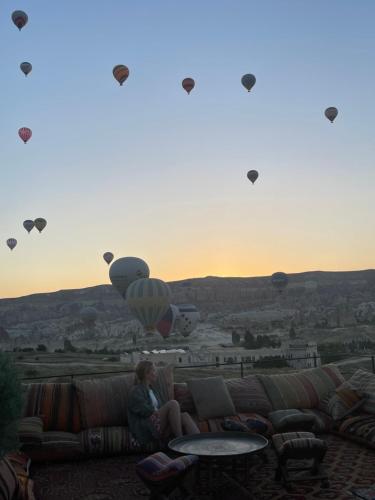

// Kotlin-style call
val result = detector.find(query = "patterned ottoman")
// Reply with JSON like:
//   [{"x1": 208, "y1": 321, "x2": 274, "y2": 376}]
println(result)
[
  {"x1": 136, "y1": 452, "x2": 198, "y2": 499},
  {"x1": 272, "y1": 431, "x2": 329, "y2": 490}
]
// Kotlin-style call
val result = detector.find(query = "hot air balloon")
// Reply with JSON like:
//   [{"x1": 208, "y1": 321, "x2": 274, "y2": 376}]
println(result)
[
  {"x1": 156, "y1": 304, "x2": 180, "y2": 339},
  {"x1": 247, "y1": 170, "x2": 259, "y2": 184},
  {"x1": 109, "y1": 257, "x2": 150, "y2": 299},
  {"x1": 175, "y1": 304, "x2": 200, "y2": 337},
  {"x1": 103, "y1": 252, "x2": 114, "y2": 265},
  {"x1": 12, "y1": 11, "x2": 28, "y2": 30},
  {"x1": 241, "y1": 74, "x2": 256, "y2": 92},
  {"x1": 113, "y1": 65, "x2": 129, "y2": 86},
  {"x1": 126, "y1": 278, "x2": 171, "y2": 334},
  {"x1": 34, "y1": 218, "x2": 47, "y2": 233},
  {"x1": 182, "y1": 78, "x2": 195, "y2": 94},
  {"x1": 80, "y1": 306, "x2": 98, "y2": 327},
  {"x1": 6, "y1": 239, "x2": 17, "y2": 251},
  {"x1": 23, "y1": 220, "x2": 34, "y2": 233},
  {"x1": 325, "y1": 107, "x2": 338, "y2": 123},
  {"x1": 20, "y1": 62, "x2": 32, "y2": 77},
  {"x1": 18, "y1": 127, "x2": 32, "y2": 144},
  {"x1": 271, "y1": 272, "x2": 289, "y2": 293}
]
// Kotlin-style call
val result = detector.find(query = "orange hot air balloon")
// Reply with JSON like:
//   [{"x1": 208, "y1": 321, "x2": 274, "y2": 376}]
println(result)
[
  {"x1": 113, "y1": 65, "x2": 129, "y2": 86},
  {"x1": 18, "y1": 127, "x2": 32, "y2": 144},
  {"x1": 182, "y1": 78, "x2": 195, "y2": 94}
]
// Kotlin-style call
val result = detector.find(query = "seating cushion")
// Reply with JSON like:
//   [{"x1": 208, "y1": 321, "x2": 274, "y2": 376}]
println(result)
[
  {"x1": 268, "y1": 409, "x2": 316, "y2": 432},
  {"x1": 272, "y1": 431, "x2": 315, "y2": 453},
  {"x1": 18, "y1": 416, "x2": 44, "y2": 445},
  {"x1": 326, "y1": 382, "x2": 365, "y2": 420},
  {"x1": 257, "y1": 365, "x2": 345, "y2": 410},
  {"x1": 339, "y1": 414, "x2": 375, "y2": 447},
  {"x1": 196, "y1": 412, "x2": 273, "y2": 436},
  {"x1": 22, "y1": 382, "x2": 81, "y2": 432},
  {"x1": 136, "y1": 452, "x2": 198, "y2": 481},
  {"x1": 187, "y1": 376, "x2": 236, "y2": 420}
]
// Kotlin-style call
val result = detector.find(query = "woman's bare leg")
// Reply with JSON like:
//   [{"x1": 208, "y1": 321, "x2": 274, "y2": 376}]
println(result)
[
  {"x1": 181, "y1": 412, "x2": 200, "y2": 435},
  {"x1": 158, "y1": 400, "x2": 183, "y2": 438}
]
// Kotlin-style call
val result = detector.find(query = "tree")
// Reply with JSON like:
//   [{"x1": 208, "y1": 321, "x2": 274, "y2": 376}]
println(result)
[
  {"x1": 244, "y1": 330, "x2": 256, "y2": 349},
  {"x1": 36, "y1": 344, "x2": 47, "y2": 352},
  {"x1": 0, "y1": 352, "x2": 23, "y2": 457},
  {"x1": 289, "y1": 326, "x2": 297, "y2": 340},
  {"x1": 232, "y1": 330, "x2": 241, "y2": 346}
]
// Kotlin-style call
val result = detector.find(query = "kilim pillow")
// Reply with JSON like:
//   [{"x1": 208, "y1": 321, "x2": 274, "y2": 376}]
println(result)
[
  {"x1": 327, "y1": 382, "x2": 365, "y2": 420},
  {"x1": 18, "y1": 416, "x2": 44, "y2": 445},
  {"x1": 346, "y1": 369, "x2": 375, "y2": 415},
  {"x1": 225, "y1": 376, "x2": 272, "y2": 416}
]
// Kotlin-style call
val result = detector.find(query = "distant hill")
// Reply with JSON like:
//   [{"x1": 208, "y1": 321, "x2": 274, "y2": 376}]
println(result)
[{"x1": 1, "y1": 269, "x2": 375, "y2": 345}]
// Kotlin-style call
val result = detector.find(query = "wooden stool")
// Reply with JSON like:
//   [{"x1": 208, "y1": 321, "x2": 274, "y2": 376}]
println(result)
[
  {"x1": 272, "y1": 431, "x2": 329, "y2": 491},
  {"x1": 136, "y1": 452, "x2": 198, "y2": 500}
]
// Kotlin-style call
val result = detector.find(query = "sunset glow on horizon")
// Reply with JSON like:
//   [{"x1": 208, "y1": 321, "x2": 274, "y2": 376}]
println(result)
[{"x1": 1, "y1": 1, "x2": 375, "y2": 299}]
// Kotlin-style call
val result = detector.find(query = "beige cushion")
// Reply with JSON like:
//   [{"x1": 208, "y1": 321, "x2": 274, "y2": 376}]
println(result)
[
  {"x1": 18, "y1": 416, "x2": 44, "y2": 445},
  {"x1": 187, "y1": 376, "x2": 236, "y2": 420}
]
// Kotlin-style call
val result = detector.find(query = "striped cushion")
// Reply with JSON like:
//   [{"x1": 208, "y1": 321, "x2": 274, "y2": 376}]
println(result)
[
  {"x1": 257, "y1": 365, "x2": 345, "y2": 410},
  {"x1": 18, "y1": 416, "x2": 44, "y2": 445},
  {"x1": 327, "y1": 383, "x2": 364, "y2": 420},
  {"x1": 339, "y1": 414, "x2": 375, "y2": 446},
  {"x1": 79, "y1": 427, "x2": 159, "y2": 456},
  {"x1": 225, "y1": 376, "x2": 272, "y2": 416},
  {"x1": 42, "y1": 431, "x2": 82, "y2": 449},
  {"x1": 346, "y1": 369, "x2": 375, "y2": 415},
  {"x1": 136, "y1": 452, "x2": 198, "y2": 481},
  {"x1": 22, "y1": 383, "x2": 81, "y2": 432},
  {"x1": 272, "y1": 432, "x2": 327, "y2": 459},
  {"x1": 0, "y1": 458, "x2": 22, "y2": 500},
  {"x1": 75, "y1": 366, "x2": 174, "y2": 430}
]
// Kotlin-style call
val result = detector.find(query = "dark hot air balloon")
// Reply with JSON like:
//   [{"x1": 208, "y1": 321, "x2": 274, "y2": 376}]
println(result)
[
  {"x1": 182, "y1": 78, "x2": 195, "y2": 94},
  {"x1": 113, "y1": 65, "x2": 129, "y2": 86},
  {"x1": 109, "y1": 257, "x2": 150, "y2": 299},
  {"x1": 241, "y1": 74, "x2": 256, "y2": 92},
  {"x1": 12, "y1": 11, "x2": 28, "y2": 30},
  {"x1": 247, "y1": 170, "x2": 259, "y2": 184},
  {"x1": 271, "y1": 272, "x2": 289, "y2": 293},
  {"x1": 325, "y1": 107, "x2": 338, "y2": 123},
  {"x1": 20, "y1": 62, "x2": 32, "y2": 76},
  {"x1": 23, "y1": 220, "x2": 34, "y2": 233},
  {"x1": 7, "y1": 239, "x2": 17, "y2": 251},
  {"x1": 18, "y1": 127, "x2": 32, "y2": 144},
  {"x1": 103, "y1": 252, "x2": 114, "y2": 265},
  {"x1": 34, "y1": 218, "x2": 47, "y2": 233}
]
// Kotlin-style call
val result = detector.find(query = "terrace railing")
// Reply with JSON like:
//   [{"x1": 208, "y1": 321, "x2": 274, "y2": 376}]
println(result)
[{"x1": 19, "y1": 352, "x2": 375, "y2": 382}]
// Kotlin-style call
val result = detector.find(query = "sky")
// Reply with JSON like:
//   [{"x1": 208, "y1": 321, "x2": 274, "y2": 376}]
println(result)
[{"x1": 1, "y1": 0, "x2": 375, "y2": 298}]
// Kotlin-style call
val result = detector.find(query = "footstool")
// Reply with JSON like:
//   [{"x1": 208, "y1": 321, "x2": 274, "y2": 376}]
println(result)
[
  {"x1": 272, "y1": 431, "x2": 329, "y2": 491},
  {"x1": 136, "y1": 452, "x2": 198, "y2": 500}
]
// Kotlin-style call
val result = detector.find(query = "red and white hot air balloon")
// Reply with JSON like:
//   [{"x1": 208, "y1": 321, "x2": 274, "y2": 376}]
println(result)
[
  {"x1": 18, "y1": 127, "x2": 32, "y2": 144},
  {"x1": 182, "y1": 78, "x2": 195, "y2": 94}
]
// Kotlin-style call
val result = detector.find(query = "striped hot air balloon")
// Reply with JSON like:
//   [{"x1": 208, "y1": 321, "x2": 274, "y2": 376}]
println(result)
[
  {"x1": 126, "y1": 278, "x2": 171, "y2": 334},
  {"x1": 20, "y1": 62, "x2": 32, "y2": 76},
  {"x1": 156, "y1": 304, "x2": 180, "y2": 339},
  {"x1": 6, "y1": 239, "x2": 17, "y2": 251},
  {"x1": 113, "y1": 65, "x2": 129, "y2": 86},
  {"x1": 182, "y1": 78, "x2": 195, "y2": 94},
  {"x1": 12, "y1": 11, "x2": 28, "y2": 30},
  {"x1": 18, "y1": 127, "x2": 32, "y2": 144}
]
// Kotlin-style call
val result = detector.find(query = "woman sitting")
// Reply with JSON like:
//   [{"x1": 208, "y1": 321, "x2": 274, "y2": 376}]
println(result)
[{"x1": 128, "y1": 361, "x2": 199, "y2": 447}]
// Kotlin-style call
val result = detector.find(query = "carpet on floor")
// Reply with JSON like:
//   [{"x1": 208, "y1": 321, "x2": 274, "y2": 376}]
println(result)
[{"x1": 31, "y1": 434, "x2": 374, "y2": 500}]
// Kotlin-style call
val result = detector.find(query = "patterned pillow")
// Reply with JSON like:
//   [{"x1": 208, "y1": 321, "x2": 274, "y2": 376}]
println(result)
[
  {"x1": 346, "y1": 369, "x2": 375, "y2": 415},
  {"x1": 327, "y1": 382, "x2": 365, "y2": 420},
  {"x1": 257, "y1": 365, "x2": 345, "y2": 410},
  {"x1": 18, "y1": 416, "x2": 44, "y2": 445},
  {"x1": 225, "y1": 376, "x2": 272, "y2": 416}
]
